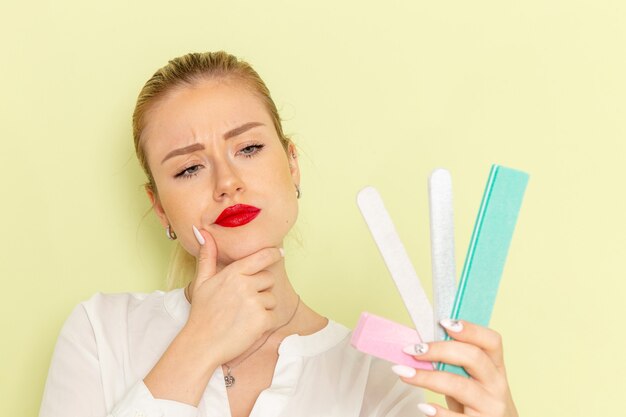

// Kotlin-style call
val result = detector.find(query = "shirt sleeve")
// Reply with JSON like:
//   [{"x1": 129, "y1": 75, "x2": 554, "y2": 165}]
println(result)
[
  {"x1": 39, "y1": 303, "x2": 198, "y2": 417},
  {"x1": 359, "y1": 356, "x2": 426, "y2": 417}
]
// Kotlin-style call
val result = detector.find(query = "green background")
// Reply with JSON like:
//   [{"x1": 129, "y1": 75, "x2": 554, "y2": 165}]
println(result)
[{"x1": 1, "y1": 1, "x2": 624, "y2": 416}]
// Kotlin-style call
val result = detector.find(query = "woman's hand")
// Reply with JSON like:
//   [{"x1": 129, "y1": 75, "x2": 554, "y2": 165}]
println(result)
[
  {"x1": 183, "y1": 227, "x2": 284, "y2": 366},
  {"x1": 392, "y1": 319, "x2": 518, "y2": 417},
  {"x1": 144, "y1": 227, "x2": 283, "y2": 405}
]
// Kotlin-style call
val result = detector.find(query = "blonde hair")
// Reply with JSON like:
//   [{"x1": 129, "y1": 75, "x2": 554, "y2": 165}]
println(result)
[{"x1": 132, "y1": 51, "x2": 292, "y2": 289}]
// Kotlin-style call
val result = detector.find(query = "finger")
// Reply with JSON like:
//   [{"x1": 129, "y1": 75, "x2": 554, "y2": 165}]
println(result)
[
  {"x1": 439, "y1": 319, "x2": 505, "y2": 369},
  {"x1": 257, "y1": 291, "x2": 277, "y2": 310},
  {"x1": 403, "y1": 340, "x2": 499, "y2": 383},
  {"x1": 232, "y1": 247, "x2": 284, "y2": 275},
  {"x1": 251, "y1": 271, "x2": 275, "y2": 292},
  {"x1": 393, "y1": 367, "x2": 487, "y2": 411},
  {"x1": 193, "y1": 226, "x2": 218, "y2": 290},
  {"x1": 417, "y1": 402, "x2": 465, "y2": 417},
  {"x1": 444, "y1": 396, "x2": 463, "y2": 413}
]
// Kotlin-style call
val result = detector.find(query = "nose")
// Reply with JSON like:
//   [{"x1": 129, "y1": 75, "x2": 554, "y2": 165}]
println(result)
[{"x1": 212, "y1": 158, "x2": 245, "y2": 201}]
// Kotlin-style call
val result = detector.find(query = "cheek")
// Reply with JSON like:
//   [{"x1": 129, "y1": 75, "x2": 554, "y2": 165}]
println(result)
[{"x1": 158, "y1": 184, "x2": 203, "y2": 225}]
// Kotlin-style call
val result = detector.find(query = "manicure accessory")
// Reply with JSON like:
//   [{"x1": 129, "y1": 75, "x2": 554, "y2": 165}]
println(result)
[
  {"x1": 166, "y1": 225, "x2": 177, "y2": 240},
  {"x1": 428, "y1": 169, "x2": 457, "y2": 342},
  {"x1": 351, "y1": 313, "x2": 433, "y2": 370},
  {"x1": 403, "y1": 343, "x2": 429, "y2": 355},
  {"x1": 356, "y1": 187, "x2": 434, "y2": 342},
  {"x1": 439, "y1": 165, "x2": 528, "y2": 376},
  {"x1": 223, "y1": 295, "x2": 301, "y2": 388},
  {"x1": 295, "y1": 184, "x2": 301, "y2": 199},
  {"x1": 351, "y1": 165, "x2": 528, "y2": 378}
]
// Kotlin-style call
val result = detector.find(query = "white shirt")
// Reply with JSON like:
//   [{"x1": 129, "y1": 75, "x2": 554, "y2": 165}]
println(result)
[{"x1": 39, "y1": 289, "x2": 425, "y2": 417}]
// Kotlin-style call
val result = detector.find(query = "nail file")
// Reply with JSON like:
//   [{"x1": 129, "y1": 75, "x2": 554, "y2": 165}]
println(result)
[
  {"x1": 439, "y1": 165, "x2": 529, "y2": 376},
  {"x1": 428, "y1": 169, "x2": 457, "y2": 342},
  {"x1": 356, "y1": 186, "x2": 434, "y2": 342},
  {"x1": 351, "y1": 312, "x2": 433, "y2": 370}
]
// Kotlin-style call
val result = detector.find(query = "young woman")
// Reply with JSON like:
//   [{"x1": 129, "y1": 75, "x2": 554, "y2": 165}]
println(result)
[{"x1": 39, "y1": 51, "x2": 518, "y2": 417}]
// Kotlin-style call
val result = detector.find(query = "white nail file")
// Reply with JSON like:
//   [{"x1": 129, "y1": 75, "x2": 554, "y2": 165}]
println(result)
[
  {"x1": 357, "y1": 186, "x2": 434, "y2": 342},
  {"x1": 428, "y1": 169, "x2": 457, "y2": 342}
]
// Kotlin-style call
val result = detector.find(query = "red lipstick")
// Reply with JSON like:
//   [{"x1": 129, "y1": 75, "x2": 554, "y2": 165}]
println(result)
[{"x1": 214, "y1": 204, "x2": 261, "y2": 228}]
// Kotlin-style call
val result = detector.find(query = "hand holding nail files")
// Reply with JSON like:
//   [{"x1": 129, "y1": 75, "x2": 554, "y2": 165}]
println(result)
[{"x1": 350, "y1": 165, "x2": 528, "y2": 377}]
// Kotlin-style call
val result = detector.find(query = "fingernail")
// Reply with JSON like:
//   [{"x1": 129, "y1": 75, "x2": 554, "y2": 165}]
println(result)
[
  {"x1": 403, "y1": 343, "x2": 429, "y2": 356},
  {"x1": 417, "y1": 403, "x2": 437, "y2": 416},
  {"x1": 279, "y1": 247, "x2": 285, "y2": 257},
  {"x1": 391, "y1": 365, "x2": 416, "y2": 378},
  {"x1": 440, "y1": 318, "x2": 463, "y2": 333},
  {"x1": 192, "y1": 225, "x2": 205, "y2": 245}
]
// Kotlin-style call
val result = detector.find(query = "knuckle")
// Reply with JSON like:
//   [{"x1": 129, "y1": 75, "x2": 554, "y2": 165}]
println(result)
[
  {"x1": 450, "y1": 375, "x2": 466, "y2": 393},
  {"x1": 492, "y1": 376, "x2": 509, "y2": 396},
  {"x1": 487, "y1": 331, "x2": 503, "y2": 351},
  {"x1": 467, "y1": 345, "x2": 483, "y2": 363},
  {"x1": 492, "y1": 399, "x2": 507, "y2": 416},
  {"x1": 257, "y1": 249, "x2": 273, "y2": 263},
  {"x1": 257, "y1": 313, "x2": 272, "y2": 329},
  {"x1": 235, "y1": 279, "x2": 248, "y2": 293}
]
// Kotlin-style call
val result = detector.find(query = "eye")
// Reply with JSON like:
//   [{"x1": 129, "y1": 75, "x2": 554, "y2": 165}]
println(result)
[
  {"x1": 238, "y1": 143, "x2": 265, "y2": 158},
  {"x1": 174, "y1": 164, "x2": 203, "y2": 179}
]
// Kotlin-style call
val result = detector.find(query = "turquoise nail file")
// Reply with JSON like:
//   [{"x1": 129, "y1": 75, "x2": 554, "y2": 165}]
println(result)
[{"x1": 439, "y1": 165, "x2": 529, "y2": 377}]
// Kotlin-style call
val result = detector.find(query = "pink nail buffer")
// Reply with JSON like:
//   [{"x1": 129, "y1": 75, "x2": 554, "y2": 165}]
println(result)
[{"x1": 351, "y1": 312, "x2": 433, "y2": 370}]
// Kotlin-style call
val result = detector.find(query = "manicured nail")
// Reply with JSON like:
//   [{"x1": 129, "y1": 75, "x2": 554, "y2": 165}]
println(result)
[
  {"x1": 279, "y1": 247, "x2": 285, "y2": 257},
  {"x1": 403, "y1": 343, "x2": 429, "y2": 356},
  {"x1": 391, "y1": 365, "x2": 416, "y2": 378},
  {"x1": 192, "y1": 225, "x2": 205, "y2": 245},
  {"x1": 440, "y1": 318, "x2": 463, "y2": 333},
  {"x1": 417, "y1": 403, "x2": 437, "y2": 416}
]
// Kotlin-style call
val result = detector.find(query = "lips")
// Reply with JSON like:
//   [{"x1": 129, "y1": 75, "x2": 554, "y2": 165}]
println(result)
[{"x1": 214, "y1": 204, "x2": 261, "y2": 228}]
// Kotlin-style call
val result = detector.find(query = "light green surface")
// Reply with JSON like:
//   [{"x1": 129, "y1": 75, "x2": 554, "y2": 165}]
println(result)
[{"x1": 1, "y1": 1, "x2": 625, "y2": 416}]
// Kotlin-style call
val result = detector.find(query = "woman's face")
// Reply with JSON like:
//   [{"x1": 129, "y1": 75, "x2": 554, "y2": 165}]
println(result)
[{"x1": 142, "y1": 78, "x2": 299, "y2": 267}]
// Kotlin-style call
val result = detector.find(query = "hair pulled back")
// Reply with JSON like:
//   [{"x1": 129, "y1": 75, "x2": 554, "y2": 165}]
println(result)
[{"x1": 132, "y1": 51, "x2": 291, "y2": 194}]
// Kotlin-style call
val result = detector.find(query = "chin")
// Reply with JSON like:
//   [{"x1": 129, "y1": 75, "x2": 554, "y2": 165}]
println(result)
[
  {"x1": 216, "y1": 237, "x2": 281, "y2": 267},
  {"x1": 213, "y1": 206, "x2": 297, "y2": 265}
]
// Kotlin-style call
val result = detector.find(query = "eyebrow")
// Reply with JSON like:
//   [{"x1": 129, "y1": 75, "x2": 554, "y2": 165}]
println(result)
[
  {"x1": 160, "y1": 122, "x2": 265, "y2": 164},
  {"x1": 161, "y1": 143, "x2": 205, "y2": 164},
  {"x1": 223, "y1": 121, "x2": 265, "y2": 140}
]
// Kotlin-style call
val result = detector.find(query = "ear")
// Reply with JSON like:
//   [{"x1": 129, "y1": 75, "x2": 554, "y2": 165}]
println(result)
[
  {"x1": 287, "y1": 141, "x2": 301, "y2": 187},
  {"x1": 145, "y1": 184, "x2": 169, "y2": 228}
]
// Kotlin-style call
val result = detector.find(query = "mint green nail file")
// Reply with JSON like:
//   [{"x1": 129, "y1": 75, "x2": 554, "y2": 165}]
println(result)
[{"x1": 439, "y1": 165, "x2": 529, "y2": 376}]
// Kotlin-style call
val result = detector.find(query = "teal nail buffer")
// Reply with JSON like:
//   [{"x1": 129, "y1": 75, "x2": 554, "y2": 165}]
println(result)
[{"x1": 439, "y1": 165, "x2": 529, "y2": 376}]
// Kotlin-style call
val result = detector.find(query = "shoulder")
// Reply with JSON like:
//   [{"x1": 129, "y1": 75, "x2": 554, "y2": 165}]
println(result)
[
  {"x1": 80, "y1": 288, "x2": 186, "y2": 321},
  {"x1": 62, "y1": 288, "x2": 187, "y2": 342}
]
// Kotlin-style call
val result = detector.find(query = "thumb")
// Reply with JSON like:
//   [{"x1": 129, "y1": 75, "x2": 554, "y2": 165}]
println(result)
[{"x1": 192, "y1": 225, "x2": 217, "y2": 289}]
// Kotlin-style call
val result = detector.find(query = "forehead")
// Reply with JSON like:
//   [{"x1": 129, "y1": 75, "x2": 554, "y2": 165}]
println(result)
[{"x1": 141, "y1": 78, "x2": 272, "y2": 156}]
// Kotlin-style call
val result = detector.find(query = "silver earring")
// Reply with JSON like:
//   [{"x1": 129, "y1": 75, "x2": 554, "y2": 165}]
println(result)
[
  {"x1": 295, "y1": 184, "x2": 301, "y2": 199},
  {"x1": 166, "y1": 225, "x2": 177, "y2": 240}
]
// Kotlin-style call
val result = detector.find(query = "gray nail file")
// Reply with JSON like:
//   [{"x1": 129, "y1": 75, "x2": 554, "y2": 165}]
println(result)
[
  {"x1": 428, "y1": 169, "x2": 457, "y2": 342},
  {"x1": 357, "y1": 187, "x2": 434, "y2": 342},
  {"x1": 439, "y1": 165, "x2": 529, "y2": 376}
]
